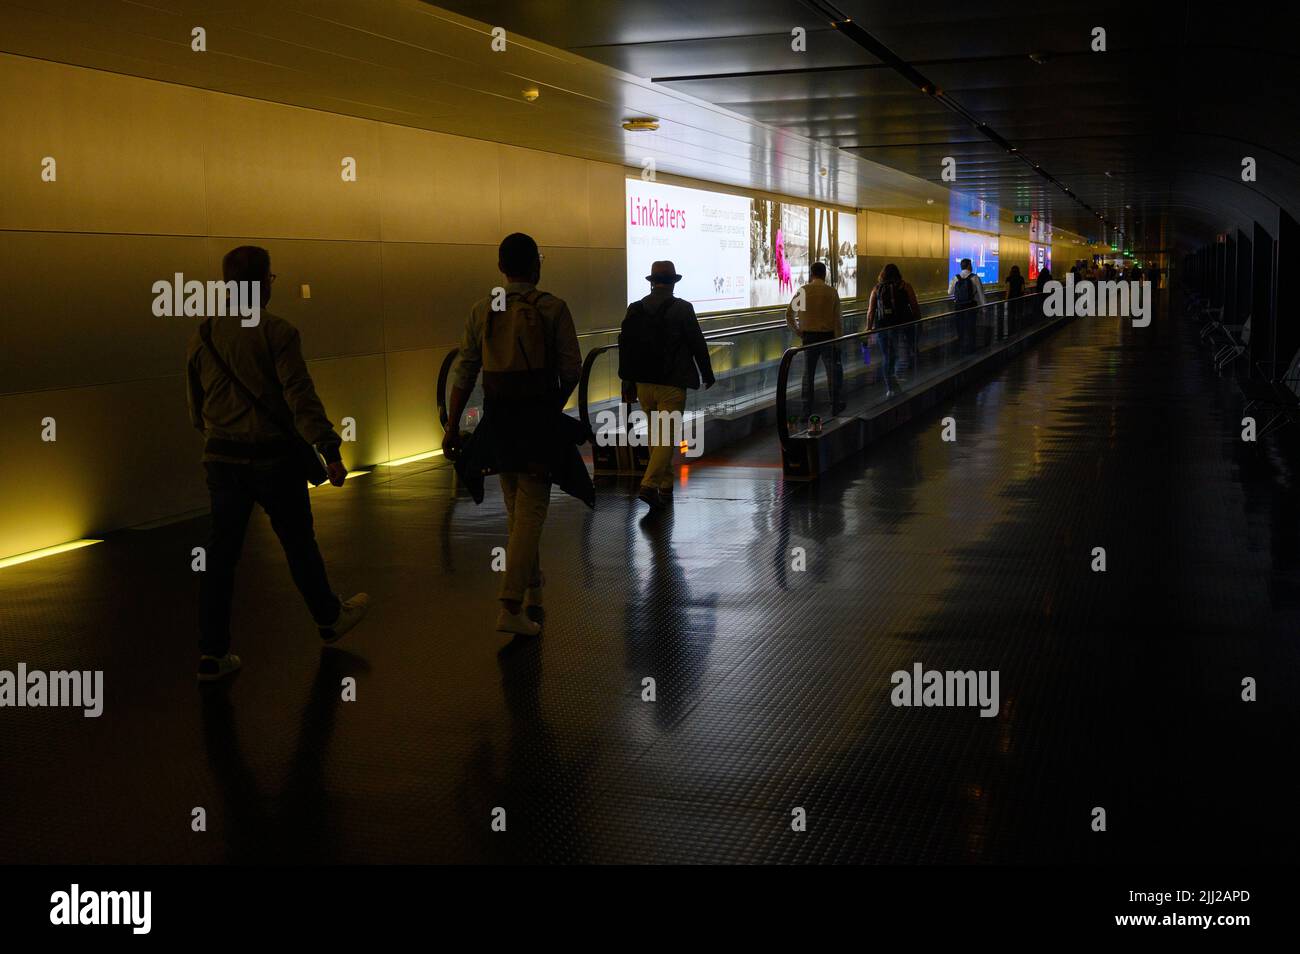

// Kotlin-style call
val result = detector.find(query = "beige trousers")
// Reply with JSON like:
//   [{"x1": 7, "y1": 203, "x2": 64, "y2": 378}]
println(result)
[
  {"x1": 636, "y1": 382, "x2": 687, "y2": 491},
  {"x1": 498, "y1": 472, "x2": 549, "y2": 602}
]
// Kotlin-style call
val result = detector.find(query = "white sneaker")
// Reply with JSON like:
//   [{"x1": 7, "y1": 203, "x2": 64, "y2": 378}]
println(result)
[
  {"x1": 320, "y1": 593, "x2": 370, "y2": 645},
  {"x1": 496, "y1": 607, "x2": 541, "y2": 637}
]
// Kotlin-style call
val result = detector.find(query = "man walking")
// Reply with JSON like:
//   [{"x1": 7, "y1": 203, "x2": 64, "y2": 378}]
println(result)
[
  {"x1": 443, "y1": 233, "x2": 584, "y2": 636},
  {"x1": 785, "y1": 261, "x2": 844, "y2": 418},
  {"x1": 619, "y1": 261, "x2": 715, "y2": 510},
  {"x1": 186, "y1": 245, "x2": 369, "y2": 683},
  {"x1": 948, "y1": 257, "x2": 986, "y2": 354}
]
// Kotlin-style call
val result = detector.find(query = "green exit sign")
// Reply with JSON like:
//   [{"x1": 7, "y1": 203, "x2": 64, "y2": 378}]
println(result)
[{"x1": 1014, "y1": 214, "x2": 1031, "y2": 223}]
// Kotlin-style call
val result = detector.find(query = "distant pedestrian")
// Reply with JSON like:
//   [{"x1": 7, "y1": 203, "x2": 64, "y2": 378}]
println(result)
[
  {"x1": 866, "y1": 263, "x2": 921, "y2": 397},
  {"x1": 948, "y1": 257, "x2": 986, "y2": 354},
  {"x1": 619, "y1": 260, "x2": 715, "y2": 511},
  {"x1": 786, "y1": 261, "x2": 845, "y2": 418}
]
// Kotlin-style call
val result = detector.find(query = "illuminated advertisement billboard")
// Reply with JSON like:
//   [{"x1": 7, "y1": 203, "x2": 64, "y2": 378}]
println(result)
[
  {"x1": 625, "y1": 179, "x2": 751, "y2": 311},
  {"x1": 949, "y1": 228, "x2": 1000, "y2": 284},
  {"x1": 626, "y1": 178, "x2": 856, "y2": 313},
  {"x1": 1029, "y1": 242, "x2": 1052, "y2": 282}
]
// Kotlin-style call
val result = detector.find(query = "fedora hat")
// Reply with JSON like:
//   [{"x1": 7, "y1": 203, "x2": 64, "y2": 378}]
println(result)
[{"x1": 646, "y1": 260, "x2": 683, "y2": 283}]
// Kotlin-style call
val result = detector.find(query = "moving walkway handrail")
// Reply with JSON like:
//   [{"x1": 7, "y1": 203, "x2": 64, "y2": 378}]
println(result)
[
  {"x1": 440, "y1": 291, "x2": 1010, "y2": 432},
  {"x1": 577, "y1": 306, "x2": 874, "y2": 431},
  {"x1": 774, "y1": 292, "x2": 1044, "y2": 446}
]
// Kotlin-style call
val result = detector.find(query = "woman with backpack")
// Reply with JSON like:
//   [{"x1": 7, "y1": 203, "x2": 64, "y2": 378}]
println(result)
[
  {"x1": 866, "y1": 264, "x2": 922, "y2": 398},
  {"x1": 1005, "y1": 265, "x2": 1026, "y2": 336}
]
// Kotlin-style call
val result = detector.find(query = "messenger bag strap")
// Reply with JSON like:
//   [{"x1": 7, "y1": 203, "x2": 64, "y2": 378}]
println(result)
[{"x1": 198, "y1": 318, "x2": 299, "y2": 443}]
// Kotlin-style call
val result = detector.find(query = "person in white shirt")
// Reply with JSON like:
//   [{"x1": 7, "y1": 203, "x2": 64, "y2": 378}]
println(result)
[{"x1": 948, "y1": 257, "x2": 986, "y2": 354}]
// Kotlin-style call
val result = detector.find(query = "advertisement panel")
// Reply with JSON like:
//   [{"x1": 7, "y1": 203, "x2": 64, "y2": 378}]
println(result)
[
  {"x1": 626, "y1": 178, "x2": 857, "y2": 313},
  {"x1": 625, "y1": 179, "x2": 750, "y2": 311},
  {"x1": 949, "y1": 228, "x2": 1000, "y2": 284},
  {"x1": 1029, "y1": 242, "x2": 1052, "y2": 282}
]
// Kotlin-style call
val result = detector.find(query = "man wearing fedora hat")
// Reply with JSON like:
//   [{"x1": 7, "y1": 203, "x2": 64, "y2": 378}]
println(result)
[{"x1": 618, "y1": 260, "x2": 715, "y2": 509}]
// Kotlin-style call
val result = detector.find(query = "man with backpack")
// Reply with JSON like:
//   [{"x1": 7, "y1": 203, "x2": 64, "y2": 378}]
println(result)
[
  {"x1": 785, "y1": 261, "x2": 845, "y2": 420},
  {"x1": 619, "y1": 261, "x2": 715, "y2": 510},
  {"x1": 948, "y1": 257, "x2": 986, "y2": 354},
  {"x1": 443, "y1": 233, "x2": 583, "y2": 637}
]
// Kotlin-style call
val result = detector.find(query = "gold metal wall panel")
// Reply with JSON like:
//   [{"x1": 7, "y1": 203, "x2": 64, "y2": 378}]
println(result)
[
  {"x1": 588, "y1": 160, "x2": 627, "y2": 249},
  {"x1": 0, "y1": 377, "x2": 207, "y2": 558},
  {"x1": 380, "y1": 242, "x2": 502, "y2": 352},
  {"x1": 202, "y1": 93, "x2": 381, "y2": 242},
  {"x1": 0, "y1": 55, "x2": 208, "y2": 235},
  {"x1": 377, "y1": 124, "x2": 503, "y2": 246},
  {"x1": 306, "y1": 354, "x2": 391, "y2": 468},
  {"x1": 498, "y1": 145, "x2": 592, "y2": 248},
  {"x1": 383, "y1": 346, "x2": 443, "y2": 459},
  {"x1": 0, "y1": 231, "x2": 209, "y2": 395}
]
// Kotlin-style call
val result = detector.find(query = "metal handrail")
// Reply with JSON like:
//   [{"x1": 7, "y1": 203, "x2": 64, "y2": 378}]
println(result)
[
  {"x1": 441, "y1": 290, "x2": 1014, "y2": 432},
  {"x1": 774, "y1": 292, "x2": 1046, "y2": 445},
  {"x1": 576, "y1": 305, "x2": 878, "y2": 430}
]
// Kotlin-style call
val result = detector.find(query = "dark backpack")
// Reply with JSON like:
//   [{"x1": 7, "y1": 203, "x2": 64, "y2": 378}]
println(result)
[
  {"x1": 877, "y1": 281, "x2": 912, "y2": 327},
  {"x1": 953, "y1": 274, "x2": 976, "y2": 308},
  {"x1": 619, "y1": 296, "x2": 681, "y2": 383}
]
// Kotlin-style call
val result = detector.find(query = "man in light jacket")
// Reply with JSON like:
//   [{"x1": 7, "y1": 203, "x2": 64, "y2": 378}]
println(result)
[{"x1": 786, "y1": 261, "x2": 845, "y2": 419}]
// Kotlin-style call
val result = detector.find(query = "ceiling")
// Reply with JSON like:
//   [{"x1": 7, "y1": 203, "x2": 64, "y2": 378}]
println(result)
[
  {"x1": 430, "y1": 0, "x2": 1300, "y2": 252},
  {"x1": 3, "y1": 0, "x2": 1295, "y2": 253}
]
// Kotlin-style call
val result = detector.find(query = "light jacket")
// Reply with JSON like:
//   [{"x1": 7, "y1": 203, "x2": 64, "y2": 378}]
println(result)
[
  {"x1": 785, "y1": 277, "x2": 842, "y2": 335},
  {"x1": 186, "y1": 312, "x2": 341, "y2": 465},
  {"x1": 947, "y1": 269, "x2": 987, "y2": 308}
]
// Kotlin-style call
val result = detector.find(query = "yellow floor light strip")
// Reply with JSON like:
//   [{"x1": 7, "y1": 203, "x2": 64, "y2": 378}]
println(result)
[
  {"x1": 0, "y1": 539, "x2": 103, "y2": 570},
  {"x1": 379, "y1": 450, "x2": 443, "y2": 467}
]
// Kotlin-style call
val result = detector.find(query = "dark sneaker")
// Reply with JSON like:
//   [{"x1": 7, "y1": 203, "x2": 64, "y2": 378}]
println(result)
[
  {"x1": 320, "y1": 593, "x2": 370, "y2": 645},
  {"x1": 637, "y1": 486, "x2": 663, "y2": 509},
  {"x1": 524, "y1": 574, "x2": 545, "y2": 626},
  {"x1": 197, "y1": 653, "x2": 242, "y2": 683}
]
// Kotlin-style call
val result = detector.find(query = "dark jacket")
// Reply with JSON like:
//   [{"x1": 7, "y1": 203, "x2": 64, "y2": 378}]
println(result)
[
  {"x1": 453, "y1": 408, "x2": 595, "y2": 508},
  {"x1": 618, "y1": 289, "x2": 716, "y2": 390}
]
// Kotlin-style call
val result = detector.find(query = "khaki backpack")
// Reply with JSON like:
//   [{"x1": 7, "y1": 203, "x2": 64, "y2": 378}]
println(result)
[{"x1": 482, "y1": 290, "x2": 554, "y2": 399}]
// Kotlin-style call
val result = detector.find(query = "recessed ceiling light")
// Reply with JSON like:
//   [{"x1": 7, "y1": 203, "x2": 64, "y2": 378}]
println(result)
[
  {"x1": 622, "y1": 117, "x2": 659, "y2": 131},
  {"x1": 819, "y1": 166, "x2": 828, "y2": 177},
  {"x1": 522, "y1": 88, "x2": 540, "y2": 102},
  {"x1": 926, "y1": 198, "x2": 934, "y2": 205}
]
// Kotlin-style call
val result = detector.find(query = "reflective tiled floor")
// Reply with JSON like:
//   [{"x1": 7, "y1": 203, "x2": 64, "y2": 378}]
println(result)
[{"x1": 2, "y1": 302, "x2": 1298, "y2": 863}]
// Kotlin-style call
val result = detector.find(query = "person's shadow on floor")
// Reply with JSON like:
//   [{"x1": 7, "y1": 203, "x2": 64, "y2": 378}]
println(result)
[{"x1": 199, "y1": 648, "x2": 369, "y2": 862}]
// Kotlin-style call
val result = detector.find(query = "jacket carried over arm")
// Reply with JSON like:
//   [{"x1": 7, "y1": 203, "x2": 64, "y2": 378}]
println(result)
[
  {"x1": 449, "y1": 282, "x2": 594, "y2": 505},
  {"x1": 186, "y1": 313, "x2": 342, "y2": 465}
]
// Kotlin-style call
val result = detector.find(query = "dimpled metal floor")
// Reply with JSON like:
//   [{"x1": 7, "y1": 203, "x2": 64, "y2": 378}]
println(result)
[{"x1": 2, "y1": 304, "x2": 1298, "y2": 864}]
